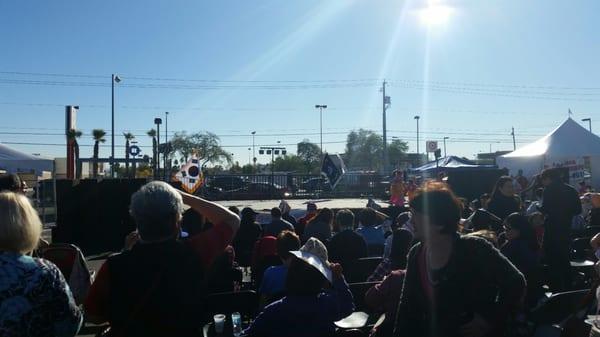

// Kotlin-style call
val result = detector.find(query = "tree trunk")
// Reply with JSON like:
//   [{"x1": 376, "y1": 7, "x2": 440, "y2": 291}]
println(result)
[{"x1": 93, "y1": 141, "x2": 99, "y2": 178}]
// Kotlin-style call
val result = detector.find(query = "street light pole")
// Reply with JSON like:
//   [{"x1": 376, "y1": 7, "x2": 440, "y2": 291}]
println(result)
[
  {"x1": 164, "y1": 111, "x2": 169, "y2": 180},
  {"x1": 154, "y1": 118, "x2": 162, "y2": 179},
  {"x1": 583, "y1": 118, "x2": 592, "y2": 133},
  {"x1": 443, "y1": 136, "x2": 449, "y2": 157},
  {"x1": 111, "y1": 74, "x2": 121, "y2": 177},
  {"x1": 414, "y1": 115, "x2": 420, "y2": 162},
  {"x1": 315, "y1": 105, "x2": 327, "y2": 157},
  {"x1": 251, "y1": 131, "x2": 256, "y2": 167}
]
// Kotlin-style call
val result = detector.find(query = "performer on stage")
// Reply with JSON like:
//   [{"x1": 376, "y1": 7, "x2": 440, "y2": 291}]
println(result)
[{"x1": 389, "y1": 170, "x2": 406, "y2": 207}]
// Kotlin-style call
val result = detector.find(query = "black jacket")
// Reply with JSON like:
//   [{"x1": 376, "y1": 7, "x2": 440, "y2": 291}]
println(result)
[
  {"x1": 541, "y1": 180, "x2": 581, "y2": 242},
  {"x1": 487, "y1": 194, "x2": 521, "y2": 221},
  {"x1": 394, "y1": 235, "x2": 525, "y2": 337}
]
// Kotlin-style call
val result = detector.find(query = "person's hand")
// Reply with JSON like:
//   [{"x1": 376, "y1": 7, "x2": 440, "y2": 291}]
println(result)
[
  {"x1": 460, "y1": 313, "x2": 491, "y2": 337},
  {"x1": 124, "y1": 231, "x2": 140, "y2": 251},
  {"x1": 330, "y1": 263, "x2": 343, "y2": 280}
]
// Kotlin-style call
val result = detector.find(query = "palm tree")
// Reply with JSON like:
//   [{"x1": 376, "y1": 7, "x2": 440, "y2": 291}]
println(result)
[
  {"x1": 66, "y1": 129, "x2": 82, "y2": 178},
  {"x1": 147, "y1": 129, "x2": 157, "y2": 177},
  {"x1": 123, "y1": 132, "x2": 135, "y2": 178},
  {"x1": 92, "y1": 129, "x2": 106, "y2": 178}
]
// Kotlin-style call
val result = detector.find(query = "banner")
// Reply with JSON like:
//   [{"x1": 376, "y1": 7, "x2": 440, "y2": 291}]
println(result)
[
  {"x1": 321, "y1": 153, "x2": 346, "y2": 189},
  {"x1": 174, "y1": 156, "x2": 204, "y2": 194},
  {"x1": 543, "y1": 157, "x2": 585, "y2": 182}
]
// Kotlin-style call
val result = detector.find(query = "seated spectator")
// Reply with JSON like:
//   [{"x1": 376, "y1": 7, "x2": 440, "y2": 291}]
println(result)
[
  {"x1": 263, "y1": 207, "x2": 294, "y2": 237},
  {"x1": 384, "y1": 212, "x2": 411, "y2": 258},
  {"x1": 296, "y1": 202, "x2": 318, "y2": 236},
  {"x1": 244, "y1": 238, "x2": 354, "y2": 337},
  {"x1": 302, "y1": 207, "x2": 334, "y2": 243},
  {"x1": 528, "y1": 212, "x2": 545, "y2": 247},
  {"x1": 84, "y1": 181, "x2": 239, "y2": 337},
  {"x1": 327, "y1": 209, "x2": 367, "y2": 264},
  {"x1": 0, "y1": 191, "x2": 82, "y2": 336},
  {"x1": 367, "y1": 228, "x2": 413, "y2": 282},
  {"x1": 259, "y1": 230, "x2": 301, "y2": 307},
  {"x1": 0, "y1": 173, "x2": 23, "y2": 192},
  {"x1": 356, "y1": 208, "x2": 385, "y2": 251},
  {"x1": 501, "y1": 213, "x2": 543, "y2": 308},
  {"x1": 228, "y1": 205, "x2": 240, "y2": 216},
  {"x1": 232, "y1": 207, "x2": 263, "y2": 267},
  {"x1": 394, "y1": 181, "x2": 525, "y2": 337},
  {"x1": 206, "y1": 245, "x2": 243, "y2": 293},
  {"x1": 251, "y1": 236, "x2": 280, "y2": 287},
  {"x1": 279, "y1": 200, "x2": 298, "y2": 229},
  {"x1": 180, "y1": 207, "x2": 206, "y2": 237},
  {"x1": 487, "y1": 176, "x2": 521, "y2": 221}
]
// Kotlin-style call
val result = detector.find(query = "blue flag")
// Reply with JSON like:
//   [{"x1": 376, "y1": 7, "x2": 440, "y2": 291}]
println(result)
[{"x1": 321, "y1": 153, "x2": 346, "y2": 189}]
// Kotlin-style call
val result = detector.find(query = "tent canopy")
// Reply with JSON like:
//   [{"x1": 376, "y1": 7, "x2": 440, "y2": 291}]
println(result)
[
  {"x1": 411, "y1": 156, "x2": 496, "y2": 174},
  {"x1": 497, "y1": 118, "x2": 600, "y2": 185},
  {"x1": 0, "y1": 143, "x2": 53, "y2": 175}
]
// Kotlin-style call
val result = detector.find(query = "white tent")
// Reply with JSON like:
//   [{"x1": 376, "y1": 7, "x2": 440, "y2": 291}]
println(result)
[
  {"x1": 496, "y1": 118, "x2": 600, "y2": 188},
  {"x1": 0, "y1": 143, "x2": 53, "y2": 175}
]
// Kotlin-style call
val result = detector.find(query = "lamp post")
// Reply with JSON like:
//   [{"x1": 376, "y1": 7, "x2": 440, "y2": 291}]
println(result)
[
  {"x1": 111, "y1": 74, "x2": 121, "y2": 177},
  {"x1": 251, "y1": 131, "x2": 256, "y2": 167},
  {"x1": 248, "y1": 148, "x2": 251, "y2": 166},
  {"x1": 582, "y1": 118, "x2": 592, "y2": 133},
  {"x1": 315, "y1": 105, "x2": 327, "y2": 156},
  {"x1": 154, "y1": 118, "x2": 162, "y2": 179},
  {"x1": 443, "y1": 136, "x2": 449, "y2": 157},
  {"x1": 414, "y1": 115, "x2": 420, "y2": 161},
  {"x1": 164, "y1": 111, "x2": 169, "y2": 180}
]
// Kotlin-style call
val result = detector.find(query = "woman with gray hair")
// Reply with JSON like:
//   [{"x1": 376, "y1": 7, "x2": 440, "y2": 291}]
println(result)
[
  {"x1": 0, "y1": 191, "x2": 82, "y2": 336},
  {"x1": 84, "y1": 181, "x2": 240, "y2": 337}
]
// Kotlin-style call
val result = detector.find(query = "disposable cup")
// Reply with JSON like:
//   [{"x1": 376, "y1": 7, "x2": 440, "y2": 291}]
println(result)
[{"x1": 214, "y1": 314, "x2": 226, "y2": 333}]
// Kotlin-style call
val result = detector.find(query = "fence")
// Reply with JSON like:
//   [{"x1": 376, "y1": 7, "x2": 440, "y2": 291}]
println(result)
[{"x1": 202, "y1": 173, "x2": 388, "y2": 200}]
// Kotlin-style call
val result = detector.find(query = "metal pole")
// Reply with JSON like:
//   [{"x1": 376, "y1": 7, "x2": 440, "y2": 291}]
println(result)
[
  {"x1": 416, "y1": 118, "x2": 420, "y2": 155},
  {"x1": 320, "y1": 107, "x2": 323, "y2": 156},
  {"x1": 111, "y1": 74, "x2": 115, "y2": 177},
  {"x1": 271, "y1": 148, "x2": 275, "y2": 199},
  {"x1": 252, "y1": 131, "x2": 256, "y2": 167},
  {"x1": 443, "y1": 137, "x2": 447, "y2": 157},
  {"x1": 589, "y1": 119, "x2": 592, "y2": 133},
  {"x1": 382, "y1": 80, "x2": 389, "y2": 174},
  {"x1": 511, "y1": 127, "x2": 516, "y2": 151},
  {"x1": 156, "y1": 123, "x2": 160, "y2": 180},
  {"x1": 164, "y1": 112, "x2": 168, "y2": 180}
]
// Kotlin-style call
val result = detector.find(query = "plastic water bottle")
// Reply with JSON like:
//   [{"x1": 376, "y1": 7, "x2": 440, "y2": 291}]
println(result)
[{"x1": 231, "y1": 312, "x2": 242, "y2": 337}]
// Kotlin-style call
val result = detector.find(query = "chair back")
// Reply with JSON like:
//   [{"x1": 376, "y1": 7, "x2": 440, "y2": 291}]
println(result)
[
  {"x1": 348, "y1": 281, "x2": 379, "y2": 312},
  {"x1": 343, "y1": 257, "x2": 383, "y2": 283},
  {"x1": 530, "y1": 289, "x2": 590, "y2": 325},
  {"x1": 40, "y1": 243, "x2": 91, "y2": 304},
  {"x1": 571, "y1": 237, "x2": 591, "y2": 261}
]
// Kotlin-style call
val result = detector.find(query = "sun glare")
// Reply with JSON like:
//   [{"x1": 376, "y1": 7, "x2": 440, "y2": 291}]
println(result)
[{"x1": 419, "y1": 4, "x2": 453, "y2": 26}]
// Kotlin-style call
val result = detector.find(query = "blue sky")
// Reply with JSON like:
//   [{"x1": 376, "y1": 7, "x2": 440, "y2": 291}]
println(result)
[{"x1": 2, "y1": 0, "x2": 600, "y2": 166}]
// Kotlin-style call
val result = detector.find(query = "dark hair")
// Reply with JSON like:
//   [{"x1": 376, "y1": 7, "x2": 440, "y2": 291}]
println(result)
[
  {"x1": 271, "y1": 207, "x2": 282, "y2": 218},
  {"x1": 181, "y1": 208, "x2": 205, "y2": 236},
  {"x1": 285, "y1": 258, "x2": 326, "y2": 296},
  {"x1": 276, "y1": 230, "x2": 300, "y2": 259},
  {"x1": 228, "y1": 206, "x2": 240, "y2": 216},
  {"x1": 0, "y1": 174, "x2": 21, "y2": 192},
  {"x1": 541, "y1": 168, "x2": 561, "y2": 181},
  {"x1": 335, "y1": 209, "x2": 355, "y2": 229},
  {"x1": 535, "y1": 188, "x2": 544, "y2": 199},
  {"x1": 390, "y1": 228, "x2": 413, "y2": 269},
  {"x1": 409, "y1": 181, "x2": 461, "y2": 234},
  {"x1": 308, "y1": 208, "x2": 334, "y2": 225},
  {"x1": 491, "y1": 176, "x2": 513, "y2": 199},
  {"x1": 358, "y1": 208, "x2": 378, "y2": 227},
  {"x1": 505, "y1": 212, "x2": 538, "y2": 251}
]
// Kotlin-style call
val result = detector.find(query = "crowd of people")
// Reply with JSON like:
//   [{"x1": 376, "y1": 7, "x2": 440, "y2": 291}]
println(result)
[{"x1": 1, "y1": 167, "x2": 599, "y2": 336}]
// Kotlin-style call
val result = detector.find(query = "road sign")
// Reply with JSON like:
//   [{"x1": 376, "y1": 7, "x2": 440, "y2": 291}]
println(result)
[
  {"x1": 426, "y1": 141, "x2": 438, "y2": 153},
  {"x1": 129, "y1": 145, "x2": 141, "y2": 157}
]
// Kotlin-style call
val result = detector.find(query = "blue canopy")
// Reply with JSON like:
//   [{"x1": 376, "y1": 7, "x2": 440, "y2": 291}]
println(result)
[{"x1": 410, "y1": 156, "x2": 496, "y2": 174}]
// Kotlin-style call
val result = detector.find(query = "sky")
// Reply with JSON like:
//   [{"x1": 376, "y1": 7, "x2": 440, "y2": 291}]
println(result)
[{"x1": 2, "y1": 0, "x2": 600, "y2": 166}]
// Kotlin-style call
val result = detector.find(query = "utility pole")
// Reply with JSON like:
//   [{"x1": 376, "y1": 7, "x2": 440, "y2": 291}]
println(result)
[
  {"x1": 511, "y1": 127, "x2": 516, "y2": 151},
  {"x1": 315, "y1": 105, "x2": 327, "y2": 157},
  {"x1": 164, "y1": 111, "x2": 169, "y2": 180},
  {"x1": 382, "y1": 80, "x2": 390, "y2": 174},
  {"x1": 251, "y1": 131, "x2": 256, "y2": 168},
  {"x1": 443, "y1": 137, "x2": 449, "y2": 157}
]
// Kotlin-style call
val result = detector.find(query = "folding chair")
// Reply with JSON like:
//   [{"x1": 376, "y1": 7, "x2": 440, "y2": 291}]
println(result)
[
  {"x1": 40, "y1": 243, "x2": 92, "y2": 304},
  {"x1": 570, "y1": 237, "x2": 591, "y2": 261},
  {"x1": 348, "y1": 281, "x2": 379, "y2": 313},
  {"x1": 343, "y1": 257, "x2": 383, "y2": 283},
  {"x1": 530, "y1": 289, "x2": 590, "y2": 325}
]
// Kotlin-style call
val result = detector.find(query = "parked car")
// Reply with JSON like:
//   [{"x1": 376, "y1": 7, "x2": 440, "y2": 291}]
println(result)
[
  {"x1": 207, "y1": 176, "x2": 248, "y2": 191},
  {"x1": 228, "y1": 182, "x2": 290, "y2": 200},
  {"x1": 300, "y1": 177, "x2": 331, "y2": 192}
]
